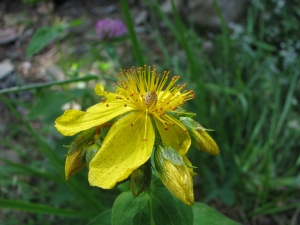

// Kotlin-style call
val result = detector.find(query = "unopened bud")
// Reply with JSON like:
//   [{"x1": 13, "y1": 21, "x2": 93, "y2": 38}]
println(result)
[
  {"x1": 155, "y1": 145, "x2": 194, "y2": 205},
  {"x1": 180, "y1": 117, "x2": 219, "y2": 155},
  {"x1": 193, "y1": 129, "x2": 219, "y2": 155},
  {"x1": 65, "y1": 126, "x2": 102, "y2": 179},
  {"x1": 161, "y1": 157, "x2": 194, "y2": 206},
  {"x1": 85, "y1": 144, "x2": 100, "y2": 168},
  {"x1": 68, "y1": 127, "x2": 98, "y2": 155},
  {"x1": 65, "y1": 149, "x2": 86, "y2": 180},
  {"x1": 129, "y1": 161, "x2": 152, "y2": 197}
]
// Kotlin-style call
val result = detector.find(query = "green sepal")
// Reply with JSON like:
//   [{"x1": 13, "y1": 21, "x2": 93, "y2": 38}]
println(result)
[
  {"x1": 166, "y1": 107, "x2": 196, "y2": 119},
  {"x1": 67, "y1": 127, "x2": 98, "y2": 155},
  {"x1": 85, "y1": 144, "x2": 100, "y2": 167},
  {"x1": 180, "y1": 117, "x2": 204, "y2": 150},
  {"x1": 154, "y1": 144, "x2": 190, "y2": 181},
  {"x1": 149, "y1": 115, "x2": 162, "y2": 142},
  {"x1": 154, "y1": 146, "x2": 167, "y2": 180},
  {"x1": 161, "y1": 145, "x2": 185, "y2": 166},
  {"x1": 129, "y1": 160, "x2": 152, "y2": 197},
  {"x1": 94, "y1": 134, "x2": 102, "y2": 146},
  {"x1": 180, "y1": 117, "x2": 202, "y2": 130},
  {"x1": 100, "y1": 126, "x2": 111, "y2": 142}
]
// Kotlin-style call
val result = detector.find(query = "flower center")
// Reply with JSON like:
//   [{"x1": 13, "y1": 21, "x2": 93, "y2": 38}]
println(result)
[
  {"x1": 144, "y1": 91, "x2": 158, "y2": 109},
  {"x1": 115, "y1": 66, "x2": 194, "y2": 120}
]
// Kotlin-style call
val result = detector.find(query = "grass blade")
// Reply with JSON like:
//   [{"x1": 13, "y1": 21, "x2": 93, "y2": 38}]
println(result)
[
  {"x1": 0, "y1": 96, "x2": 105, "y2": 212},
  {"x1": 120, "y1": 0, "x2": 144, "y2": 66},
  {"x1": 274, "y1": 71, "x2": 299, "y2": 137},
  {"x1": 0, "y1": 157, "x2": 61, "y2": 182},
  {"x1": 0, "y1": 75, "x2": 98, "y2": 94},
  {"x1": 0, "y1": 198, "x2": 94, "y2": 219}
]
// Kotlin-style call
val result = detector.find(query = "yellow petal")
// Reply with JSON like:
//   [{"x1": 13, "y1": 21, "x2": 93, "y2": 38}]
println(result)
[
  {"x1": 154, "y1": 115, "x2": 191, "y2": 155},
  {"x1": 195, "y1": 130, "x2": 220, "y2": 155},
  {"x1": 65, "y1": 150, "x2": 86, "y2": 180},
  {"x1": 55, "y1": 101, "x2": 133, "y2": 136},
  {"x1": 94, "y1": 84, "x2": 118, "y2": 100},
  {"x1": 88, "y1": 112, "x2": 155, "y2": 189}
]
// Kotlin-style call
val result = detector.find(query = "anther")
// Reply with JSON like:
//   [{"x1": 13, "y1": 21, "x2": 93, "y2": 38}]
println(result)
[{"x1": 102, "y1": 98, "x2": 106, "y2": 103}]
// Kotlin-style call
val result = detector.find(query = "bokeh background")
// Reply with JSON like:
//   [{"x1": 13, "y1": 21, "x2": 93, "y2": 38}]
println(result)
[{"x1": 0, "y1": 0, "x2": 299, "y2": 224}]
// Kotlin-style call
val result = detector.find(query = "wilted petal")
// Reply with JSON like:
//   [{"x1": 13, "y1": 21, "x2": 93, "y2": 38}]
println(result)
[{"x1": 65, "y1": 150, "x2": 86, "y2": 180}]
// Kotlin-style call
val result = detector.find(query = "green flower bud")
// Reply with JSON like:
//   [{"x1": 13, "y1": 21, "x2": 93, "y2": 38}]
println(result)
[
  {"x1": 129, "y1": 161, "x2": 152, "y2": 197},
  {"x1": 85, "y1": 144, "x2": 100, "y2": 168},
  {"x1": 68, "y1": 127, "x2": 98, "y2": 155},
  {"x1": 65, "y1": 126, "x2": 102, "y2": 179}
]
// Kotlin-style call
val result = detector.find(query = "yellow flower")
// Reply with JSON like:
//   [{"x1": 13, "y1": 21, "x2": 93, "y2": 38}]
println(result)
[{"x1": 55, "y1": 66, "x2": 194, "y2": 189}]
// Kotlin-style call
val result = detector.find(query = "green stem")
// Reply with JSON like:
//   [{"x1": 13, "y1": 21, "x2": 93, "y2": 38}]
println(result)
[
  {"x1": 0, "y1": 75, "x2": 98, "y2": 94},
  {"x1": 170, "y1": 0, "x2": 197, "y2": 78},
  {"x1": 120, "y1": 0, "x2": 144, "y2": 66},
  {"x1": 212, "y1": 0, "x2": 230, "y2": 72}
]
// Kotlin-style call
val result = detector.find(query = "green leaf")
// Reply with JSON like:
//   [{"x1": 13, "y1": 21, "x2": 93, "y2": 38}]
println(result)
[
  {"x1": 0, "y1": 198, "x2": 94, "y2": 219},
  {"x1": 193, "y1": 203, "x2": 240, "y2": 225},
  {"x1": 26, "y1": 25, "x2": 66, "y2": 57},
  {"x1": 117, "y1": 180, "x2": 130, "y2": 192},
  {"x1": 112, "y1": 189, "x2": 193, "y2": 225},
  {"x1": 86, "y1": 209, "x2": 112, "y2": 225}
]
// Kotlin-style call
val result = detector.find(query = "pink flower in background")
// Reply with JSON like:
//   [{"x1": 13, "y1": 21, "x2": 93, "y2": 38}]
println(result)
[{"x1": 95, "y1": 18, "x2": 127, "y2": 40}]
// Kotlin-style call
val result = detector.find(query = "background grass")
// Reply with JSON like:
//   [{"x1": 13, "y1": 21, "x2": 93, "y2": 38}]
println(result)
[{"x1": 0, "y1": 0, "x2": 299, "y2": 224}]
